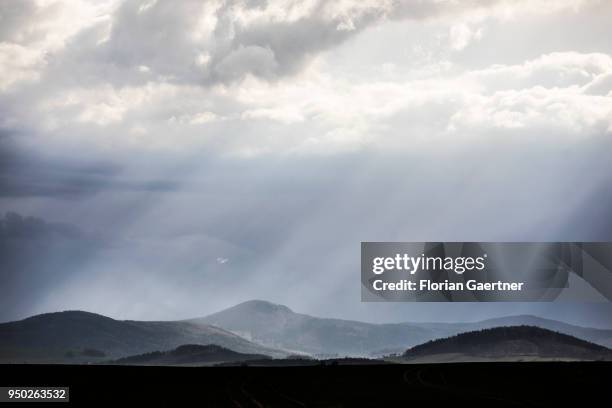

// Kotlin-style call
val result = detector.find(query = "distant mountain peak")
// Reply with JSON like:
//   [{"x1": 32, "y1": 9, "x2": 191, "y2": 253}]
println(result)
[{"x1": 233, "y1": 300, "x2": 293, "y2": 314}]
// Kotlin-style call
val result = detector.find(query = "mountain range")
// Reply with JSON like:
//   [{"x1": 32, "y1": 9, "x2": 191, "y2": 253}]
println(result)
[
  {"x1": 193, "y1": 300, "x2": 612, "y2": 356},
  {"x1": 1, "y1": 300, "x2": 611, "y2": 363},
  {"x1": 0, "y1": 309, "x2": 285, "y2": 363}
]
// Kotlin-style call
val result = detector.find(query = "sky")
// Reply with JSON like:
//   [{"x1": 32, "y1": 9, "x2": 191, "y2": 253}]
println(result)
[{"x1": 1, "y1": 0, "x2": 612, "y2": 327}]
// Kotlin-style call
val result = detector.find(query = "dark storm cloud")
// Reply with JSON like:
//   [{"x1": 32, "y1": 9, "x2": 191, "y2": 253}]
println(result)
[
  {"x1": 0, "y1": 137, "x2": 178, "y2": 198},
  {"x1": 0, "y1": 211, "x2": 83, "y2": 241},
  {"x1": 0, "y1": 211, "x2": 100, "y2": 322}
]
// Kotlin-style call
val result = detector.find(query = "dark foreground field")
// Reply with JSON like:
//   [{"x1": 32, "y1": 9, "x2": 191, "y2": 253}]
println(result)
[{"x1": 1, "y1": 362, "x2": 609, "y2": 406}]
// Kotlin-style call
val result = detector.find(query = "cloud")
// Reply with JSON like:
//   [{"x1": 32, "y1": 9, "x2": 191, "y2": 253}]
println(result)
[
  {"x1": 0, "y1": 43, "x2": 46, "y2": 91},
  {"x1": 449, "y1": 23, "x2": 482, "y2": 51},
  {"x1": 1, "y1": 0, "x2": 612, "y2": 324},
  {"x1": 0, "y1": 0, "x2": 37, "y2": 43},
  {"x1": 447, "y1": 52, "x2": 612, "y2": 133},
  {"x1": 582, "y1": 72, "x2": 612, "y2": 96},
  {"x1": 0, "y1": 137, "x2": 179, "y2": 198},
  {"x1": 3, "y1": 49, "x2": 611, "y2": 158},
  {"x1": 0, "y1": 0, "x2": 595, "y2": 91},
  {"x1": 2, "y1": 2, "x2": 609, "y2": 158},
  {"x1": 0, "y1": 211, "x2": 98, "y2": 321},
  {"x1": 470, "y1": 52, "x2": 612, "y2": 90},
  {"x1": 212, "y1": 45, "x2": 279, "y2": 82},
  {"x1": 0, "y1": 211, "x2": 81, "y2": 240},
  {"x1": 451, "y1": 88, "x2": 612, "y2": 135}
]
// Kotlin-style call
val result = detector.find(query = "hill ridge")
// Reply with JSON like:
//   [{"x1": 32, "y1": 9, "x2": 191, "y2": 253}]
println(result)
[
  {"x1": 402, "y1": 325, "x2": 612, "y2": 361},
  {"x1": 112, "y1": 343, "x2": 271, "y2": 366}
]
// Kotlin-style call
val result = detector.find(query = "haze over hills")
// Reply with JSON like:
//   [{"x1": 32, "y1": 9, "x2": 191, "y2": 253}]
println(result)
[
  {"x1": 401, "y1": 326, "x2": 612, "y2": 363},
  {"x1": 0, "y1": 310, "x2": 286, "y2": 363},
  {"x1": 193, "y1": 300, "x2": 439, "y2": 356},
  {"x1": 193, "y1": 300, "x2": 612, "y2": 356},
  {"x1": 1, "y1": 300, "x2": 612, "y2": 364}
]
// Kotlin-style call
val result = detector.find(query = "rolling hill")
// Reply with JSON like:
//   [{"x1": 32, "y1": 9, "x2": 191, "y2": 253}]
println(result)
[
  {"x1": 0, "y1": 310, "x2": 286, "y2": 363},
  {"x1": 112, "y1": 344, "x2": 271, "y2": 366},
  {"x1": 401, "y1": 326, "x2": 612, "y2": 363}
]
